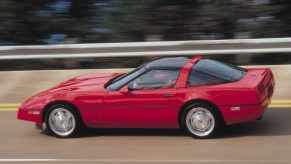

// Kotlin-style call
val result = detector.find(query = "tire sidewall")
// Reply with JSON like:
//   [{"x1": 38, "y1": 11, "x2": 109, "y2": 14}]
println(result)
[
  {"x1": 45, "y1": 104, "x2": 80, "y2": 138},
  {"x1": 182, "y1": 103, "x2": 220, "y2": 139}
]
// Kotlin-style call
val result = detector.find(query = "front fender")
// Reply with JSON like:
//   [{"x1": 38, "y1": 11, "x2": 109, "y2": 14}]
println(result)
[{"x1": 18, "y1": 91, "x2": 73, "y2": 124}]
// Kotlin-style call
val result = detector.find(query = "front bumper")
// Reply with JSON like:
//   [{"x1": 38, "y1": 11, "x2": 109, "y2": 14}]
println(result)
[
  {"x1": 17, "y1": 108, "x2": 43, "y2": 125},
  {"x1": 219, "y1": 97, "x2": 270, "y2": 125}
]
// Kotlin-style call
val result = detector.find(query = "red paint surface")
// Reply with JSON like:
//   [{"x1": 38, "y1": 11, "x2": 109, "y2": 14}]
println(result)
[{"x1": 18, "y1": 57, "x2": 275, "y2": 128}]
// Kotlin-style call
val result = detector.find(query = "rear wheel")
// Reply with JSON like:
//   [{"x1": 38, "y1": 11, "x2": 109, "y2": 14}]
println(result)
[
  {"x1": 45, "y1": 104, "x2": 80, "y2": 138},
  {"x1": 182, "y1": 103, "x2": 221, "y2": 138}
]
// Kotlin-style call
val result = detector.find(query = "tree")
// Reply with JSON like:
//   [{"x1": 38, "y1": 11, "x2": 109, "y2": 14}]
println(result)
[
  {"x1": 0, "y1": 0, "x2": 290, "y2": 45},
  {"x1": 101, "y1": 0, "x2": 200, "y2": 41},
  {"x1": 101, "y1": 0, "x2": 150, "y2": 42},
  {"x1": 268, "y1": 0, "x2": 291, "y2": 37},
  {"x1": 0, "y1": 0, "x2": 17, "y2": 44}
]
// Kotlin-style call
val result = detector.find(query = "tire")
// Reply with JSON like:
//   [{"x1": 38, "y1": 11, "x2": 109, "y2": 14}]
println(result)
[
  {"x1": 182, "y1": 103, "x2": 222, "y2": 139},
  {"x1": 45, "y1": 104, "x2": 81, "y2": 138}
]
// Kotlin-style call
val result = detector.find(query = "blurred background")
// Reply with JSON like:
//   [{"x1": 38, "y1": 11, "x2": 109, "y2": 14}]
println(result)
[
  {"x1": 0, "y1": 0, "x2": 291, "y2": 70},
  {"x1": 1, "y1": 1, "x2": 291, "y2": 161}
]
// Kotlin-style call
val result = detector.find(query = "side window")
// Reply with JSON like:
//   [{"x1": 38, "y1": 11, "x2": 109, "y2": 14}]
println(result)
[
  {"x1": 187, "y1": 70, "x2": 225, "y2": 87},
  {"x1": 128, "y1": 69, "x2": 180, "y2": 90}
]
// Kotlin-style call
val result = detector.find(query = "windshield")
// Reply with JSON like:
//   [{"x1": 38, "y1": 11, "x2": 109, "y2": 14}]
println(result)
[{"x1": 106, "y1": 65, "x2": 146, "y2": 91}]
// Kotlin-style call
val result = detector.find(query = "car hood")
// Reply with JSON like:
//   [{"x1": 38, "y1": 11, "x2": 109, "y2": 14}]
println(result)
[
  {"x1": 20, "y1": 72, "x2": 123, "y2": 109},
  {"x1": 47, "y1": 72, "x2": 122, "y2": 92}
]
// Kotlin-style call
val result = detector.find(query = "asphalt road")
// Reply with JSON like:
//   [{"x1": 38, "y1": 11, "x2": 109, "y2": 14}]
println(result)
[
  {"x1": 0, "y1": 67, "x2": 291, "y2": 163},
  {"x1": 1, "y1": 108, "x2": 291, "y2": 164}
]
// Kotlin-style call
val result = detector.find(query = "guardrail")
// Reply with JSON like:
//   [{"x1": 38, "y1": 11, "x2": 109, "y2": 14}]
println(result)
[{"x1": 1, "y1": 37, "x2": 291, "y2": 60}]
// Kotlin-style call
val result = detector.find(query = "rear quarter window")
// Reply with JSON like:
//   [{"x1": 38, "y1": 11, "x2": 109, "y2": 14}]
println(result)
[
  {"x1": 188, "y1": 71, "x2": 225, "y2": 86},
  {"x1": 187, "y1": 59, "x2": 247, "y2": 87}
]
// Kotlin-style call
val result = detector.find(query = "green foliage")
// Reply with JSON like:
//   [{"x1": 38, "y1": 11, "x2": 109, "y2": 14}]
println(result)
[
  {"x1": 0, "y1": 0, "x2": 290, "y2": 45},
  {"x1": 102, "y1": 0, "x2": 150, "y2": 41}
]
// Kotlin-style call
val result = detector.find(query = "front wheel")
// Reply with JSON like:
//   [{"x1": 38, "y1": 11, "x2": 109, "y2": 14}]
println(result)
[
  {"x1": 182, "y1": 103, "x2": 221, "y2": 139},
  {"x1": 45, "y1": 104, "x2": 80, "y2": 138}
]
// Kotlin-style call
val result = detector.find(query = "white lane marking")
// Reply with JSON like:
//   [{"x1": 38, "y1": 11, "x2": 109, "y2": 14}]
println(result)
[{"x1": 0, "y1": 159, "x2": 291, "y2": 163}]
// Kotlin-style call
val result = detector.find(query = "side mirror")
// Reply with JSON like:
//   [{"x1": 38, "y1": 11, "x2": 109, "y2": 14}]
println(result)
[{"x1": 120, "y1": 86, "x2": 131, "y2": 94}]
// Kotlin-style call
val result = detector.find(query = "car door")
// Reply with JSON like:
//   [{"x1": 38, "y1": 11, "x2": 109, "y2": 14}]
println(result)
[{"x1": 99, "y1": 69, "x2": 182, "y2": 128}]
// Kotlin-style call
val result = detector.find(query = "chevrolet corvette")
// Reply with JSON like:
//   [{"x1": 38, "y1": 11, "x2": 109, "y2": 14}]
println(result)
[{"x1": 18, "y1": 56, "x2": 275, "y2": 138}]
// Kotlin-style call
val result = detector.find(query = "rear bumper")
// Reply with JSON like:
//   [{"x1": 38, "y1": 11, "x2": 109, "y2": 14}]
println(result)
[
  {"x1": 17, "y1": 108, "x2": 43, "y2": 125},
  {"x1": 219, "y1": 97, "x2": 270, "y2": 125}
]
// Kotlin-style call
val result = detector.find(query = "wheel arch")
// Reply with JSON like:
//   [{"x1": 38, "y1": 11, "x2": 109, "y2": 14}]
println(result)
[
  {"x1": 178, "y1": 99, "x2": 225, "y2": 128},
  {"x1": 42, "y1": 100, "x2": 83, "y2": 125}
]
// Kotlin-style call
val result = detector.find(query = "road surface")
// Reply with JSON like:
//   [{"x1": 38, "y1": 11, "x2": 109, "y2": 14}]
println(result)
[
  {"x1": 0, "y1": 107, "x2": 291, "y2": 164},
  {"x1": 0, "y1": 67, "x2": 291, "y2": 163}
]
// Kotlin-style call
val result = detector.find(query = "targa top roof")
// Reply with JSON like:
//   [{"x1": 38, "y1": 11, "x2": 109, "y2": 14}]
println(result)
[{"x1": 145, "y1": 57, "x2": 190, "y2": 70}]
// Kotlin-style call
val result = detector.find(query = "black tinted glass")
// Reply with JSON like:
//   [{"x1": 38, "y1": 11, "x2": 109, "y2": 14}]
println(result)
[
  {"x1": 188, "y1": 71, "x2": 225, "y2": 86},
  {"x1": 128, "y1": 69, "x2": 180, "y2": 90},
  {"x1": 106, "y1": 65, "x2": 145, "y2": 90},
  {"x1": 193, "y1": 59, "x2": 246, "y2": 82}
]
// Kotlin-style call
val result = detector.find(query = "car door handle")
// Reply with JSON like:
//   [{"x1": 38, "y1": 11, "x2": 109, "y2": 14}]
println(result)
[{"x1": 163, "y1": 94, "x2": 173, "y2": 98}]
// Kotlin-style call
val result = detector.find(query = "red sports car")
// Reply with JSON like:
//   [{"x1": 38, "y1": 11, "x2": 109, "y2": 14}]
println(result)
[{"x1": 18, "y1": 56, "x2": 275, "y2": 138}]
